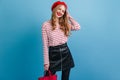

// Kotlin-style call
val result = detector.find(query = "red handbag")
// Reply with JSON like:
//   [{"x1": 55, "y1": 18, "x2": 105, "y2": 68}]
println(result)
[{"x1": 38, "y1": 70, "x2": 57, "y2": 80}]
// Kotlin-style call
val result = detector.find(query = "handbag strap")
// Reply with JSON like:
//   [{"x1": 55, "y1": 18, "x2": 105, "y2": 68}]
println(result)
[
  {"x1": 44, "y1": 70, "x2": 52, "y2": 76},
  {"x1": 48, "y1": 70, "x2": 52, "y2": 75}
]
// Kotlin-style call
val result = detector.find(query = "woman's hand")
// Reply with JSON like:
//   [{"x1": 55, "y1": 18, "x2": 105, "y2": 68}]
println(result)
[
  {"x1": 44, "y1": 64, "x2": 49, "y2": 71},
  {"x1": 66, "y1": 10, "x2": 71, "y2": 19}
]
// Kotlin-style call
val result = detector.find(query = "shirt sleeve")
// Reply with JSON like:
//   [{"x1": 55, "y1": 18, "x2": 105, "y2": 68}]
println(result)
[
  {"x1": 42, "y1": 23, "x2": 49, "y2": 65},
  {"x1": 69, "y1": 16, "x2": 81, "y2": 31}
]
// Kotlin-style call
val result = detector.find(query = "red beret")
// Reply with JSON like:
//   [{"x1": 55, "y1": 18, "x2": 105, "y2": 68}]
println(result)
[{"x1": 51, "y1": 1, "x2": 67, "y2": 11}]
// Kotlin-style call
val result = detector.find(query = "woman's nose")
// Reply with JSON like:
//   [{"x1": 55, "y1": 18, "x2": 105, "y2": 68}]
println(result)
[{"x1": 60, "y1": 10, "x2": 63, "y2": 14}]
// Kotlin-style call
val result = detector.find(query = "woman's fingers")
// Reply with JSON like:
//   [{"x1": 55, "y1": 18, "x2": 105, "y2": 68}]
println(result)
[{"x1": 44, "y1": 64, "x2": 49, "y2": 71}]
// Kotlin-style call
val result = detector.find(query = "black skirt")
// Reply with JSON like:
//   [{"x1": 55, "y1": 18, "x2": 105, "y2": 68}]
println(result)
[{"x1": 49, "y1": 43, "x2": 75, "y2": 72}]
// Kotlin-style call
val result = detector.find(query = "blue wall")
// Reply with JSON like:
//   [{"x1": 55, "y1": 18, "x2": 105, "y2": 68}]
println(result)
[{"x1": 0, "y1": 0, "x2": 120, "y2": 80}]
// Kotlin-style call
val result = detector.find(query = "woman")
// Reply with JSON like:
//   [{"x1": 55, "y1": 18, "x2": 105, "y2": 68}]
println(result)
[{"x1": 42, "y1": 1, "x2": 80, "y2": 80}]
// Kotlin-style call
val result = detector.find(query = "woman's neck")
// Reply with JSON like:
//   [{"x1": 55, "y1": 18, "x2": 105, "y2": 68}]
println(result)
[{"x1": 55, "y1": 18, "x2": 59, "y2": 26}]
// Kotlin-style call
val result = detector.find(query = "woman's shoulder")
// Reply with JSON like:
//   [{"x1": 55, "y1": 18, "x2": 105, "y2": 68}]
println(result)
[{"x1": 42, "y1": 20, "x2": 51, "y2": 27}]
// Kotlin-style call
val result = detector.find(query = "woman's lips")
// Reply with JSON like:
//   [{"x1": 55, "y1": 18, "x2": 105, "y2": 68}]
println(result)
[{"x1": 57, "y1": 12, "x2": 62, "y2": 16}]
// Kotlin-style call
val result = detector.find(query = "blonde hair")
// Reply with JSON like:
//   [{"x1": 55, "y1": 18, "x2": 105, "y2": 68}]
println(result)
[{"x1": 51, "y1": 5, "x2": 71, "y2": 36}]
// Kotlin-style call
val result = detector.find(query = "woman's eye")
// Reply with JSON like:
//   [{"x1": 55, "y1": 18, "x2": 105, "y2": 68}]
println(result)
[{"x1": 58, "y1": 8, "x2": 61, "y2": 10}]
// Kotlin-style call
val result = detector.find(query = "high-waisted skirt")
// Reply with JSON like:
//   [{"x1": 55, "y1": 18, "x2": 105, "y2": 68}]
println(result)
[{"x1": 49, "y1": 43, "x2": 75, "y2": 72}]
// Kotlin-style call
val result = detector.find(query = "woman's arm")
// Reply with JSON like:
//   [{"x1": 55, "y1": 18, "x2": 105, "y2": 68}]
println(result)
[
  {"x1": 42, "y1": 23, "x2": 50, "y2": 67},
  {"x1": 67, "y1": 12, "x2": 81, "y2": 31}
]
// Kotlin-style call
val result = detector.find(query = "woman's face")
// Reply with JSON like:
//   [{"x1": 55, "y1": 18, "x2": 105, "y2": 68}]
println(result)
[{"x1": 55, "y1": 5, "x2": 66, "y2": 18}]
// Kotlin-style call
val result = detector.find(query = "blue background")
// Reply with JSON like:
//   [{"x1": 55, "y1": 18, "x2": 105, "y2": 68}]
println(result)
[{"x1": 0, "y1": 0, "x2": 120, "y2": 80}]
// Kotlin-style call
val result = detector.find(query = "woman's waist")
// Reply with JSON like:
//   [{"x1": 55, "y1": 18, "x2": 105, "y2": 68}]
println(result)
[{"x1": 49, "y1": 42, "x2": 67, "y2": 49}]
